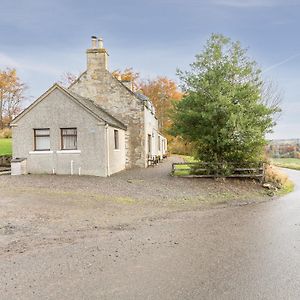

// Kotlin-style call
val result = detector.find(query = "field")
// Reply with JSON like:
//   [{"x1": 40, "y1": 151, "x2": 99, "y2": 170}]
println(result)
[
  {"x1": 272, "y1": 158, "x2": 300, "y2": 171},
  {"x1": 0, "y1": 138, "x2": 12, "y2": 155}
]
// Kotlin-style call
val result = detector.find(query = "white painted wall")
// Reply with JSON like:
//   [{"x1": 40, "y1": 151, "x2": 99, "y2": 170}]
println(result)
[
  {"x1": 144, "y1": 104, "x2": 159, "y2": 162},
  {"x1": 12, "y1": 88, "x2": 126, "y2": 177},
  {"x1": 107, "y1": 126, "x2": 126, "y2": 175}
]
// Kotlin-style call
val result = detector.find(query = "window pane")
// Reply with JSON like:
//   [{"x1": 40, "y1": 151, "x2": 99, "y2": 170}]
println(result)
[
  {"x1": 35, "y1": 129, "x2": 49, "y2": 136},
  {"x1": 148, "y1": 134, "x2": 151, "y2": 153},
  {"x1": 36, "y1": 136, "x2": 50, "y2": 150},
  {"x1": 114, "y1": 130, "x2": 119, "y2": 149},
  {"x1": 62, "y1": 128, "x2": 77, "y2": 135},
  {"x1": 62, "y1": 135, "x2": 77, "y2": 150}
]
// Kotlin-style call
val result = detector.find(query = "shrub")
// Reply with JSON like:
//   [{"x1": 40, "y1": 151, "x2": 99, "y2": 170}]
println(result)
[
  {"x1": 0, "y1": 128, "x2": 12, "y2": 138},
  {"x1": 264, "y1": 164, "x2": 294, "y2": 193}
]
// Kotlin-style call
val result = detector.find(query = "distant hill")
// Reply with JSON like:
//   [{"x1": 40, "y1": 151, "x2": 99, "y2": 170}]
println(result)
[{"x1": 268, "y1": 139, "x2": 300, "y2": 145}]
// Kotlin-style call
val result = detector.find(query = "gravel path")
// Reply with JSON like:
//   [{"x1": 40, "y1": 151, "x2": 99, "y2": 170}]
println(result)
[
  {"x1": 0, "y1": 157, "x2": 267, "y2": 249},
  {"x1": 0, "y1": 156, "x2": 265, "y2": 202},
  {"x1": 0, "y1": 156, "x2": 275, "y2": 299}
]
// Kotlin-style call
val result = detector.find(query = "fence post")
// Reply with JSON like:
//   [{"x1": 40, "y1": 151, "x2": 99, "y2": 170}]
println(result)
[{"x1": 261, "y1": 162, "x2": 265, "y2": 184}]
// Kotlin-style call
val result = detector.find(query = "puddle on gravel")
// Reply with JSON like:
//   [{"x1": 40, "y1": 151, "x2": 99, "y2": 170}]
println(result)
[{"x1": 0, "y1": 224, "x2": 17, "y2": 235}]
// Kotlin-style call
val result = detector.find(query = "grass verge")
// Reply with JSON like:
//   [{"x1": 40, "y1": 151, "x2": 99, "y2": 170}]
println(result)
[
  {"x1": 271, "y1": 158, "x2": 300, "y2": 171},
  {"x1": 264, "y1": 164, "x2": 294, "y2": 196},
  {"x1": 0, "y1": 138, "x2": 12, "y2": 155},
  {"x1": 172, "y1": 155, "x2": 198, "y2": 176}
]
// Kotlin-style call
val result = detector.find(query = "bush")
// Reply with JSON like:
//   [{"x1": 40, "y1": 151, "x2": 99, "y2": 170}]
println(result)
[
  {"x1": 0, "y1": 128, "x2": 12, "y2": 138},
  {"x1": 168, "y1": 136, "x2": 193, "y2": 155},
  {"x1": 264, "y1": 164, "x2": 294, "y2": 192}
]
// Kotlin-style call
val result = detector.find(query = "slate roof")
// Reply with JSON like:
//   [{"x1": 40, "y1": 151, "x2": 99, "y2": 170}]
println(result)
[{"x1": 134, "y1": 92, "x2": 150, "y2": 102}]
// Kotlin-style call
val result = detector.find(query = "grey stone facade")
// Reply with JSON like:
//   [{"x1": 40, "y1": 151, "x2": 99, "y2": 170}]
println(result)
[{"x1": 69, "y1": 38, "x2": 147, "y2": 168}]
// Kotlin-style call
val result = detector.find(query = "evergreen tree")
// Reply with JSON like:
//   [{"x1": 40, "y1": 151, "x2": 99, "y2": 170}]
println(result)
[{"x1": 171, "y1": 34, "x2": 280, "y2": 170}]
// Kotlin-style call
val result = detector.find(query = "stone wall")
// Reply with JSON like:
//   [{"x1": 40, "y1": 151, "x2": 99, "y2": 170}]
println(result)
[{"x1": 70, "y1": 69, "x2": 146, "y2": 168}]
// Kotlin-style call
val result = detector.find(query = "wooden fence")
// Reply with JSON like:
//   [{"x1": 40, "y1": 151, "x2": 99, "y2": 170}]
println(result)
[{"x1": 171, "y1": 162, "x2": 264, "y2": 181}]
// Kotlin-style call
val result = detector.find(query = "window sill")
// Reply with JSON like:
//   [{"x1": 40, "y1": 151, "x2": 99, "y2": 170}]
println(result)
[
  {"x1": 56, "y1": 150, "x2": 81, "y2": 154},
  {"x1": 29, "y1": 151, "x2": 53, "y2": 154}
]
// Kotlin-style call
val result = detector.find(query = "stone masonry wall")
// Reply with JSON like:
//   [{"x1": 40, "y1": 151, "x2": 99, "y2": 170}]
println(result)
[{"x1": 69, "y1": 70, "x2": 146, "y2": 168}]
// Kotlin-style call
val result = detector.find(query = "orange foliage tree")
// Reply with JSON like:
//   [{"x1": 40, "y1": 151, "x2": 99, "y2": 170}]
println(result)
[
  {"x1": 139, "y1": 76, "x2": 182, "y2": 133},
  {"x1": 112, "y1": 67, "x2": 140, "y2": 91},
  {"x1": 0, "y1": 68, "x2": 27, "y2": 128},
  {"x1": 111, "y1": 69, "x2": 186, "y2": 153}
]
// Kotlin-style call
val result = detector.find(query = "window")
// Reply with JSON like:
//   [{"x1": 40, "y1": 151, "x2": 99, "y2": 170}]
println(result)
[
  {"x1": 114, "y1": 130, "x2": 119, "y2": 149},
  {"x1": 34, "y1": 128, "x2": 50, "y2": 151},
  {"x1": 148, "y1": 134, "x2": 152, "y2": 154},
  {"x1": 158, "y1": 136, "x2": 161, "y2": 151},
  {"x1": 61, "y1": 128, "x2": 77, "y2": 150}
]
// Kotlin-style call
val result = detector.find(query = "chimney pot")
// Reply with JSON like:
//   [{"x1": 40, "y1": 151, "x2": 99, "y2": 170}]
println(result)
[
  {"x1": 98, "y1": 37, "x2": 104, "y2": 49},
  {"x1": 91, "y1": 36, "x2": 97, "y2": 48}
]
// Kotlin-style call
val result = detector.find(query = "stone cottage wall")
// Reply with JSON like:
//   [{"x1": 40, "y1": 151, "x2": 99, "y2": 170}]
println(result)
[{"x1": 69, "y1": 71, "x2": 146, "y2": 168}]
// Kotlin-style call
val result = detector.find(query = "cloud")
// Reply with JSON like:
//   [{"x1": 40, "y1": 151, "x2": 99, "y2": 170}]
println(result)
[
  {"x1": 0, "y1": 52, "x2": 63, "y2": 75},
  {"x1": 0, "y1": 53, "x2": 21, "y2": 68},
  {"x1": 213, "y1": 0, "x2": 297, "y2": 8},
  {"x1": 262, "y1": 53, "x2": 300, "y2": 73}
]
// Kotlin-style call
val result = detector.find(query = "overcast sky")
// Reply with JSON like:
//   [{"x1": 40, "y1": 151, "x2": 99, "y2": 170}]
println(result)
[{"x1": 0, "y1": 0, "x2": 299, "y2": 139}]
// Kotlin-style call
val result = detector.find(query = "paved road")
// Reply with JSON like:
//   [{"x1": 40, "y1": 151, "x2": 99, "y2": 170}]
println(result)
[{"x1": 1, "y1": 169, "x2": 300, "y2": 299}]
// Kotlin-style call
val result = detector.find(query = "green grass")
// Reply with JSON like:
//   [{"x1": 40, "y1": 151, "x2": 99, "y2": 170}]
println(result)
[
  {"x1": 0, "y1": 138, "x2": 12, "y2": 155},
  {"x1": 278, "y1": 179, "x2": 295, "y2": 195},
  {"x1": 272, "y1": 158, "x2": 300, "y2": 171},
  {"x1": 182, "y1": 155, "x2": 198, "y2": 163},
  {"x1": 173, "y1": 164, "x2": 191, "y2": 176},
  {"x1": 172, "y1": 155, "x2": 199, "y2": 176}
]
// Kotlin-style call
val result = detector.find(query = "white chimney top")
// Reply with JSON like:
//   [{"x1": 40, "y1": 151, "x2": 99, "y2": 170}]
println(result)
[
  {"x1": 98, "y1": 37, "x2": 104, "y2": 49},
  {"x1": 91, "y1": 36, "x2": 97, "y2": 49}
]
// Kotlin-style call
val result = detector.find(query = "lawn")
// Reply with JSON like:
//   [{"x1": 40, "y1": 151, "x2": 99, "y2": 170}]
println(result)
[
  {"x1": 172, "y1": 155, "x2": 199, "y2": 176},
  {"x1": 272, "y1": 158, "x2": 300, "y2": 171},
  {"x1": 0, "y1": 138, "x2": 12, "y2": 155}
]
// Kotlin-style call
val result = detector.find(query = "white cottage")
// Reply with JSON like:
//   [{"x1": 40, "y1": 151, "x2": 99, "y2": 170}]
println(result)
[{"x1": 11, "y1": 36, "x2": 167, "y2": 176}]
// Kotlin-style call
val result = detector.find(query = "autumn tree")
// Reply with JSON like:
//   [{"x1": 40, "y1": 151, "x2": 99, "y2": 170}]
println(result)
[
  {"x1": 111, "y1": 69, "x2": 185, "y2": 152},
  {"x1": 171, "y1": 34, "x2": 281, "y2": 169},
  {"x1": 112, "y1": 67, "x2": 140, "y2": 90},
  {"x1": 0, "y1": 68, "x2": 27, "y2": 129},
  {"x1": 58, "y1": 72, "x2": 79, "y2": 87}
]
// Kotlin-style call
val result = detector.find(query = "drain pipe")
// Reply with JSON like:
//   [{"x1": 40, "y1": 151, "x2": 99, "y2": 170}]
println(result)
[
  {"x1": 70, "y1": 160, "x2": 74, "y2": 175},
  {"x1": 105, "y1": 123, "x2": 110, "y2": 176}
]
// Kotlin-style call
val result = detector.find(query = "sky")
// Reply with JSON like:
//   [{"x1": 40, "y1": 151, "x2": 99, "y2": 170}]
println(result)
[{"x1": 0, "y1": 0, "x2": 299, "y2": 139}]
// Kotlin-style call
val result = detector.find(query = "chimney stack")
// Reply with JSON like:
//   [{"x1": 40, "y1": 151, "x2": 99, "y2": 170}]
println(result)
[{"x1": 86, "y1": 35, "x2": 109, "y2": 78}]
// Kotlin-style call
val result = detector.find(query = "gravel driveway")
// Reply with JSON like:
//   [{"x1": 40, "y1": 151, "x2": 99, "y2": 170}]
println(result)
[
  {"x1": 0, "y1": 156, "x2": 270, "y2": 299},
  {"x1": 0, "y1": 156, "x2": 267, "y2": 249}
]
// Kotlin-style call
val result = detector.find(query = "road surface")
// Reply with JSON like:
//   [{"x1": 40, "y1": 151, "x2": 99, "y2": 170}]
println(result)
[{"x1": 1, "y1": 168, "x2": 300, "y2": 299}]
